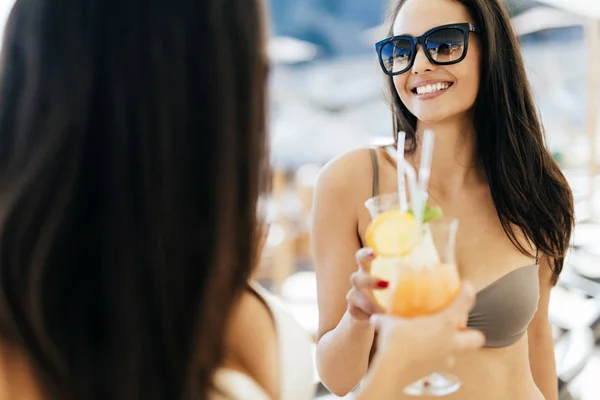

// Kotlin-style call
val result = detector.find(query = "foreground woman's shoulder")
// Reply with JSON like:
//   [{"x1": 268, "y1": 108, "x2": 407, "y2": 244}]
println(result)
[{"x1": 219, "y1": 289, "x2": 279, "y2": 399}]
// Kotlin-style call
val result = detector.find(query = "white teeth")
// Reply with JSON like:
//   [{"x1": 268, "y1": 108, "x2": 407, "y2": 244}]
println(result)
[{"x1": 415, "y1": 83, "x2": 449, "y2": 95}]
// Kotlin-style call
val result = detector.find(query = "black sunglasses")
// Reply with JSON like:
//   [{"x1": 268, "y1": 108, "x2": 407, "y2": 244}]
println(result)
[{"x1": 375, "y1": 23, "x2": 480, "y2": 76}]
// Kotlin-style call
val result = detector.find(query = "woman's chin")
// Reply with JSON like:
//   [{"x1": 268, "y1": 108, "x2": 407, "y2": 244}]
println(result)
[
  {"x1": 412, "y1": 113, "x2": 448, "y2": 125},
  {"x1": 411, "y1": 109, "x2": 469, "y2": 125}
]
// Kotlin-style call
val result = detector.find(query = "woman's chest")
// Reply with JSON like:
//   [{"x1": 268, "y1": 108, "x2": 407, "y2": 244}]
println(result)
[{"x1": 441, "y1": 199, "x2": 536, "y2": 288}]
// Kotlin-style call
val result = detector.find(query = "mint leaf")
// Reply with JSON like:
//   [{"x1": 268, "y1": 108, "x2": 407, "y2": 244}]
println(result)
[
  {"x1": 405, "y1": 205, "x2": 443, "y2": 223},
  {"x1": 423, "y1": 205, "x2": 443, "y2": 223}
]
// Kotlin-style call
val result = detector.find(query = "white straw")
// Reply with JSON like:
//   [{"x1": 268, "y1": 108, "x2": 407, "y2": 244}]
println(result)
[
  {"x1": 418, "y1": 130, "x2": 435, "y2": 204},
  {"x1": 400, "y1": 159, "x2": 422, "y2": 237},
  {"x1": 396, "y1": 131, "x2": 408, "y2": 212}
]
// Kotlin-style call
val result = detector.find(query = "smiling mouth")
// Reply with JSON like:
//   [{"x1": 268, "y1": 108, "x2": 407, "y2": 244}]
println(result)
[{"x1": 411, "y1": 82, "x2": 453, "y2": 95}]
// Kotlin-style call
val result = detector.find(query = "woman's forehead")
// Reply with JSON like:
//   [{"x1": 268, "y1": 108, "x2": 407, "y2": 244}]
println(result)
[{"x1": 392, "y1": 0, "x2": 472, "y2": 36}]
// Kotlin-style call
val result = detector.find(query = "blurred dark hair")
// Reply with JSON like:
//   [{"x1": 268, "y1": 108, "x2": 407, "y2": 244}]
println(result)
[
  {"x1": 0, "y1": 0, "x2": 268, "y2": 399},
  {"x1": 386, "y1": 0, "x2": 573, "y2": 284}
]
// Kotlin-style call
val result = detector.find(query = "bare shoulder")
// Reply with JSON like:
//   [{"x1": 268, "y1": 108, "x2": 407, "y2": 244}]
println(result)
[
  {"x1": 220, "y1": 290, "x2": 279, "y2": 399},
  {"x1": 314, "y1": 147, "x2": 377, "y2": 201}
]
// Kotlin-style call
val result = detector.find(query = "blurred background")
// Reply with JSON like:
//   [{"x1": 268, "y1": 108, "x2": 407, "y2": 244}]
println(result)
[{"x1": 257, "y1": 0, "x2": 600, "y2": 399}]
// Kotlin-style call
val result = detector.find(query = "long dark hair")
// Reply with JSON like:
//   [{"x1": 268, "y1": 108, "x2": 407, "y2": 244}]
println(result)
[
  {"x1": 0, "y1": 0, "x2": 268, "y2": 399},
  {"x1": 387, "y1": 0, "x2": 573, "y2": 284}
]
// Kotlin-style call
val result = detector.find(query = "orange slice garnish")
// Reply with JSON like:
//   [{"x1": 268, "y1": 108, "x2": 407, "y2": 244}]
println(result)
[{"x1": 365, "y1": 210, "x2": 418, "y2": 257}]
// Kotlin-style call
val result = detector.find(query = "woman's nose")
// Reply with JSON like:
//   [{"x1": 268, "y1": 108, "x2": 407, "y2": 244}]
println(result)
[{"x1": 411, "y1": 45, "x2": 435, "y2": 74}]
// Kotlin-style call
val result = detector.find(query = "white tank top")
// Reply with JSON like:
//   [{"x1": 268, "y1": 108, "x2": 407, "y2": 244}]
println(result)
[{"x1": 211, "y1": 283, "x2": 316, "y2": 400}]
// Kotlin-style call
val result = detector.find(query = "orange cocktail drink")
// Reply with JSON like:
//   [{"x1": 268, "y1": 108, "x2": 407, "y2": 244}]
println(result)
[
  {"x1": 389, "y1": 260, "x2": 460, "y2": 317},
  {"x1": 364, "y1": 194, "x2": 460, "y2": 316},
  {"x1": 364, "y1": 193, "x2": 462, "y2": 397}
]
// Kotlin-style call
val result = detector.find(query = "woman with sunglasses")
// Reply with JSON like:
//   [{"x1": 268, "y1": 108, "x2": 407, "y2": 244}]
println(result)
[{"x1": 312, "y1": 0, "x2": 574, "y2": 399}]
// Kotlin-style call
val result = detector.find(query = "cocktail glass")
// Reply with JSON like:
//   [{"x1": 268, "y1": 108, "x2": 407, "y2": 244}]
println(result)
[{"x1": 365, "y1": 193, "x2": 462, "y2": 396}]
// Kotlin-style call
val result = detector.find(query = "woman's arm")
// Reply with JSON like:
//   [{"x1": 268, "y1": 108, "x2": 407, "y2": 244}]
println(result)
[
  {"x1": 528, "y1": 256, "x2": 558, "y2": 400},
  {"x1": 311, "y1": 150, "x2": 378, "y2": 396}
]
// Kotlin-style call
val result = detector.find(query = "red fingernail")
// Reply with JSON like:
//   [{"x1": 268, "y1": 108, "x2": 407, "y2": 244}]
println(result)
[
  {"x1": 367, "y1": 249, "x2": 375, "y2": 259},
  {"x1": 376, "y1": 280, "x2": 389, "y2": 289}
]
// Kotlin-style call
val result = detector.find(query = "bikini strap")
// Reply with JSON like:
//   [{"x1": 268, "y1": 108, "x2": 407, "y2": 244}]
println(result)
[
  {"x1": 535, "y1": 249, "x2": 539, "y2": 265},
  {"x1": 369, "y1": 148, "x2": 380, "y2": 198}
]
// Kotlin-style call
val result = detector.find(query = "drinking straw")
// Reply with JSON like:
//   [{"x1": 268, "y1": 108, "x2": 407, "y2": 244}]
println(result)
[
  {"x1": 396, "y1": 131, "x2": 408, "y2": 212},
  {"x1": 400, "y1": 159, "x2": 422, "y2": 237},
  {"x1": 417, "y1": 130, "x2": 434, "y2": 209}
]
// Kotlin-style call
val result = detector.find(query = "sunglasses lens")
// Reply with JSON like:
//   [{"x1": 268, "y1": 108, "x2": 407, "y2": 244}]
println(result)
[
  {"x1": 380, "y1": 38, "x2": 412, "y2": 74},
  {"x1": 426, "y1": 28, "x2": 466, "y2": 63}
]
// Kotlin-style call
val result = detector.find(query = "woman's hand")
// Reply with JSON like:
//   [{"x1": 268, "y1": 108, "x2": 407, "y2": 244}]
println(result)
[
  {"x1": 345, "y1": 248, "x2": 387, "y2": 321},
  {"x1": 370, "y1": 283, "x2": 485, "y2": 369}
]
